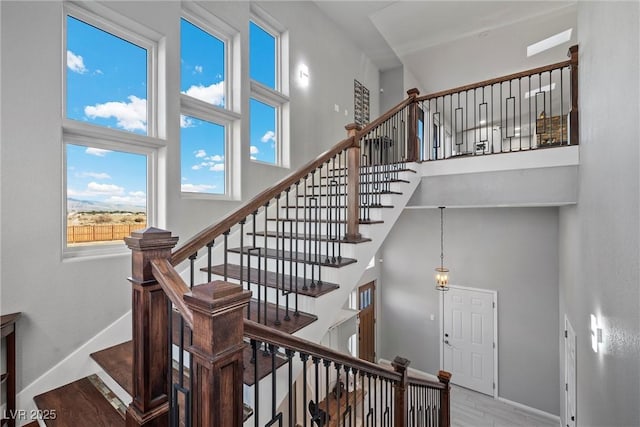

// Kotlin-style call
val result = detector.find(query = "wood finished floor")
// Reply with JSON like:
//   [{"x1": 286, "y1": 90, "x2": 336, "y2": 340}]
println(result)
[{"x1": 451, "y1": 385, "x2": 560, "y2": 427}]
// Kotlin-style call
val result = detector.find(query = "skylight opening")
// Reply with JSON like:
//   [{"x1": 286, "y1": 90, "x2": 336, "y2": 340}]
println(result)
[{"x1": 527, "y1": 29, "x2": 572, "y2": 57}]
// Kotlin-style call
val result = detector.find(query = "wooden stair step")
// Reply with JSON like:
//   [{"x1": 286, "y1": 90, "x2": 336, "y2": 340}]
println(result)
[
  {"x1": 22, "y1": 422, "x2": 40, "y2": 427},
  {"x1": 203, "y1": 264, "x2": 340, "y2": 297},
  {"x1": 91, "y1": 341, "x2": 133, "y2": 396},
  {"x1": 227, "y1": 246, "x2": 357, "y2": 268},
  {"x1": 281, "y1": 204, "x2": 394, "y2": 209},
  {"x1": 307, "y1": 178, "x2": 409, "y2": 187},
  {"x1": 242, "y1": 344, "x2": 287, "y2": 386},
  {"x1": 318, "y1": 168, "x2": 417, "y2": 178},
  {"x1": 246, "y1": 231, "x2": 371, "y2": 244},
  {"x1": 246, "y1": 299, "x2": 317, "y2": 334},
  {"x1": 268, "y1": 218, "x2": 383, "y2": 225},
  {"x1": 297, "y1": 190, "x2": 402, "y2": 197},
  {"x1": 33, "y1": 375, "x2": 125, "y2": 426}
]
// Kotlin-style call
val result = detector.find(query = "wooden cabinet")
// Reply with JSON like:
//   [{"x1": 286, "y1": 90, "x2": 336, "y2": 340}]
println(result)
[
  {"x1": 536, "y1": 115, "x2": 567, "y2": 146},
  {"x1": 1, "y1": 313, "x2": 21, "y2": 427}
]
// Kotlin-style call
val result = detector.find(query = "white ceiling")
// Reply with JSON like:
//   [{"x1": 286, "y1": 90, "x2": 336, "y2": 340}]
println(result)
[{"x1": 315, "y1": 1, "x2": 578, "y2": 94}]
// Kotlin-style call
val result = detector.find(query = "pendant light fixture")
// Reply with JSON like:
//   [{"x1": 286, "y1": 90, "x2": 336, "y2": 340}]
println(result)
[{"x1": 435, "y1": 206, "x2": 450, "y2": 291}]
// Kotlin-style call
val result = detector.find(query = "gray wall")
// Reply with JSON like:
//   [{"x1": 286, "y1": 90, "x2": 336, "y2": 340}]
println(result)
[
  {"x1": 561, "y1": 2, "x2": 640, "y2": 426},
  {"x1": 408, "y1": 166, "x2": 578, "y2": 208},
  {"x1": 379, "y1": 207, "x2": 560, "y2": 415},
  {"x1": 379, "y1": 66, "x2": 404, "y2": 112},
  {"x1": 0, "y1": 1, "x2": 380, "y2": 390}
]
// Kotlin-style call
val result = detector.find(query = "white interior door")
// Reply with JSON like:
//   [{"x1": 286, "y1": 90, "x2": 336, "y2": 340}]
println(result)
[
  {"x1": 443, "y1": 286, "x2": 496, "y2": 396},
  {"x1": 565, "y1": 316, "x2": 577, "y2": 427}
]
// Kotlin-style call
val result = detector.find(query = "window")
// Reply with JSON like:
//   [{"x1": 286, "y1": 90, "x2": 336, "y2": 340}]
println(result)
[
  {"x1": 249, "y1": 10, "x2": 289, "y2": 167},
  {"x1": 63, "y1": 4, "x2": 162, "y2": 256},
  {"x1": 180, "y1": 8, "x2": 239, "y2": 198},
  {"x1": 180, "y1": 116, "x2": 226, "y2": 194}
]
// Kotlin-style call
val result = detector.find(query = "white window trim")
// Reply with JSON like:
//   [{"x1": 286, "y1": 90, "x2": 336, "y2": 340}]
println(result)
[
  {"x1": 249, "y1": 8, "x2": 290, "y2": 168},
  {"x1": 62, "y1": 2, "x2": 164, "y2": 258},
  {"x1": 179, "y1": 6, "x2": 241, "y2": 200}
]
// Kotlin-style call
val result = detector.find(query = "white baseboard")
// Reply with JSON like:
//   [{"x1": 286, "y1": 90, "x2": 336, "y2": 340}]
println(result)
[
  {"x1": 497, "y1": 396, "x2": 561, "y2": 426},
  {"x1": 15, "y1": 310, "x2": 132, "y2": 427}
]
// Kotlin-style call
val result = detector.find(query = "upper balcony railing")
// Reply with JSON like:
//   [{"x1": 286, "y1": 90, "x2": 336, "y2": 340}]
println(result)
[{"x1": 412, "y1": 45, "x2": 578, "y2": 161}]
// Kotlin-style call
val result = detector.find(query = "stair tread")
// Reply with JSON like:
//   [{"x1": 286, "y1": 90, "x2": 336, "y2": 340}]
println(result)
[
  {"x1": 34, "y1": 376, "x2": 124, "y2": 426},
  {"x1": 0, "y1": 373, "x2": 7, "y2": 385},
  {"x1": 308, "y1": 178, "x2": 410, "y2": 187},
  {"x1": 204, "y1": 264, "x2": 340, "y2": 297},
  {"x1": 318, "y1": 168, "x2": 417, "y2": 178},
  {"x1": 297, "y1": 190, "x2": 402, "y2": 197},
  {"x1": 242, "y1": 345, "x2": 287, "y2": 386},
  {"x1": 246, "y1": 231, "x2": 371, "y2": 244},
  {"x1": 281, "y1": 204, "x2": 394, "y2": 209},
  {"x1": 228, "y1": 246, "x2": 357, "y2": 268},
  {"x1": 91, "y1": 341, "x2": 133, "y2": 396},
  {"x1": 267, "y1": 218, "x2": 383, "y2": 225},
  {"x1": 246, "y1": 299, "x2": 317, "y2": 334},
  {"x1": 22, "y1": 422, "x2": 40, "y2": 427}
]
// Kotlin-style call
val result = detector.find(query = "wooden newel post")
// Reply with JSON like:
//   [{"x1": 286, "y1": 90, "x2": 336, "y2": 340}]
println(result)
[
  {"x1": 437, "y1": 370, "x2": 452, "y2": 427},
  {"x1": 392, "y1": 356, "x2": 410, "y2": 426},
  {"x1": 568, "y1": 45, "x2": 579, "y2": 146},
  {"x1": 406, "y1": 88, "x2": 421, "y2": 162},
  {"x1": 184, "y1": 281, "x2": 252, "y2": 427},
  {"x1": 345, "y1": 123, "x2": 361, "y2": 241},
  {"x1": 125, "y1": 227, "x2": 179, "y2": 427}
]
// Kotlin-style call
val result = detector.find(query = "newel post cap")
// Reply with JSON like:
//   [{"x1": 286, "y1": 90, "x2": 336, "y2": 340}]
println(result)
[
  {"x1": 406, "y1": 88, "x2": 420, "y2": 97},
  {"x1": 184, "y1": 281, "x2": 251, "y2": 315},
  {"x1": 125, "y1": 226, "x2": 179, "y2": 251}
]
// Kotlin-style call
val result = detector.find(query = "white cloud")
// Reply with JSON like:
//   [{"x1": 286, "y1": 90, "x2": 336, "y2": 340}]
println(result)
[
  {"x1": 87, "y1": 182, "x2": 124, "y2": 195},
  {"x1": 250, "y1": 145, "x2": 259, "y2": 154},
  {"x1": 194, "y1": 149, "x2": 207, "y2": 158},
  {"x1": 106, "y1": 194, "x2": 146, "y2": 206},
  {"x1": 182, "y1": 81, "x2": 225, "y2": 106},
  {"x1": 250, "y1": 156, "x2": 257, "y2": 160},
  {"x1": 194, "y1": 65, "x2": 203, "y2": 74},
  {"x1": 67, "y1": 50, "x2": 87, "y2": 74},
  {"x1": 180, "y1": 115, "x2": 195, "y2": 128},
  {"x1": 85, "y1": 95, "x2": 147, "y2": 132},
  {"x1": 181, "y1": 183, "x2": 216, "y2": 193},
  {"x1": 210, "y1": 163, "x2": 224, "y2": 172},
  {"x1": 128, "y1": 191, "x2": 146, "y2": 197},
  {"x1": 94, "y1": 69, "x2": 104, "y2": 75},
  {"x1": 85, "y1": 147, "x2": 112, "y2": 157},
  {"x1": 78, "y1": 172, "x2": 111, "y2": 180},
  {"x1": 191, "y1": 164, "x2": 202, "y2": 170},
  {"x1": 209, "y1": 154, "x2": 224, "y2": 162},
  {"x1": 261, "y1": 130, "x2": 276, "y2": 143}
]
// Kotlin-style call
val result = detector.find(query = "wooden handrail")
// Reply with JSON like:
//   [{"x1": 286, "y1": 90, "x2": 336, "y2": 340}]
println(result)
[
  {"x1": 406, "y1": 374, "x2": 447, "y2": 390},
  {"x1": 171, "y1": 93, "x2": 418, "y2": 266},
  {"x1": 171, "y1": 135, "x2": 355, "y2": 266},
  {"x1": 244, "y1": 319, "x2": 403, "y2": 382},
  {"x1": 150, "y1": 258, "x2": 194, "y2": 329},
  {"x1": 417, "y1": 56, "x2": 574, "y2": 102}
]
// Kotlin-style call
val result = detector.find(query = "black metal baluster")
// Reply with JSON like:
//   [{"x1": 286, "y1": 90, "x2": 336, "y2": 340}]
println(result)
[
  {"x1": 309, "y1": 173, "x2": 315, "y2": 288},
  {"x1": 334, "y1": 363, "x2": 342, "y2": 427},
  {"x1": 301, "y1": 353, "x2": 309, "y2": 427},
  {"x1": 263, "y1": 203, "x2": 269, "y2": 325},
  {"x1": 240, "y1": 219, "x2": 246, "y2": 293},
  {"x1": 324, "y1": 359, "x2": 331, "y2": 423},
  {"x1": 223, "y1": 230, "x2": 229, "y2": 281},
  {"x1": 252, "y1": 339, "x2": 259, "y2": 427},
  {"x1": 284, "y1": 188, "x2": 291, "y2": 321},
  {"x1": 206, "y1": 241, "x2": 213, "y2": 282},
  {"x1": 324, "y1": 161, "x2": 331, "y2": 265},
  {"x1": 274, "y1": 196, "x2": 281, "y2": 326},
  {"x1": 287, "y1": 349, "x2": 294, "y2": 426}
]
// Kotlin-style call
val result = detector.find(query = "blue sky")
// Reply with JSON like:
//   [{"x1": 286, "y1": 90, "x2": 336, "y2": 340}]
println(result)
[{"x1": 66, "y1": 15, "x2": 279, "y2": 201}]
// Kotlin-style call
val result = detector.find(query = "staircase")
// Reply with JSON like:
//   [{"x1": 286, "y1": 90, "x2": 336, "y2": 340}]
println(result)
[
  {"x1": 29, "y1": 167, "x2": 420, "y2": 426},
  {"x1": 26, "y1": 93, "x2": 452, "y2": 427}
]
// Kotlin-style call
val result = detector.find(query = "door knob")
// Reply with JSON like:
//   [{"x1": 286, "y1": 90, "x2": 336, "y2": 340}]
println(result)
[
  {"x1": 444, "y1": 340, "x2": 450, "y2": 345},
  {"x1": 444, "y1": 333, "x2": 449, "y2": 337}
]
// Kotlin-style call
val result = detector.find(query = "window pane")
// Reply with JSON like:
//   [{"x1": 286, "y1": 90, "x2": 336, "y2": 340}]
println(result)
[
  {"x1": 181, "y1": 116, "x2": 225, "y2": 194},
  {"x1": 66, "y1": 144, "x2": 147, "y2": 246},
  {"x1": 180, "y1": 18, "x2": 226, "y2": 107},
  {"x1": 66, "y1": 16, "x2": 148, "y2": 135},
  {"x1": 250, "y1": 98, "x2": 276, "y2": 164},
  {"x1": 249, "y1": 21, "x2": 275, "y2": 89}
]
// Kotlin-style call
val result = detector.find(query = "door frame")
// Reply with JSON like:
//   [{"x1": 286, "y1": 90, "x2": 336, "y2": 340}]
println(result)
[
  {"x1": 357, "y1": 281, "x2": 376, "y2": 363},
  {"x1": 439, "y1": 285, "x2": 499, "y2": 398},
  {"x1": 564, "y1": 315, "x2": 577, "y2": 427}
]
